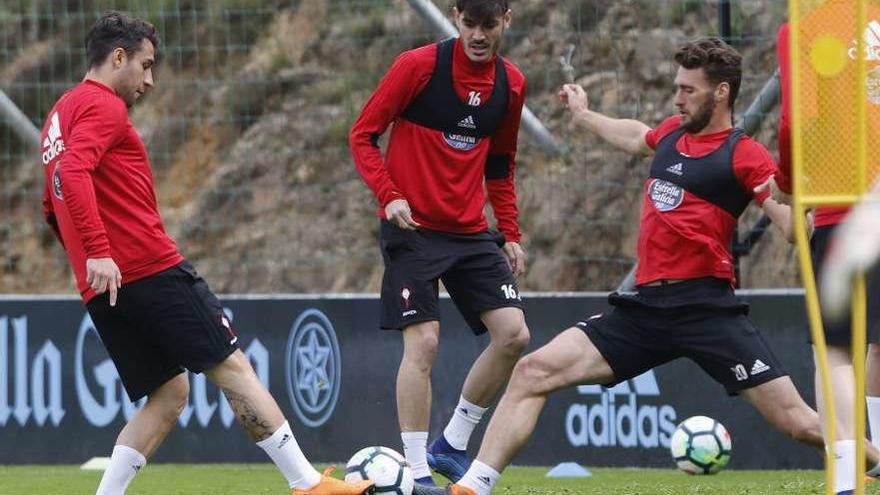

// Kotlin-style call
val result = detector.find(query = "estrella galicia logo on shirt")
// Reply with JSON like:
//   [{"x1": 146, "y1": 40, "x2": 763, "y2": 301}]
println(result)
[
  {"x1": 648, "y1": 179, "x2": 684, "y2": 212},
  {"x1": 285, "y1": 309, "x2": 342, "y2": 428},
  {"x1": 52, "y1": 162, "x2": 64, "y2": 200},
  {"x1": 443, "y1": 132, "x2": 480, "y2": 151}
]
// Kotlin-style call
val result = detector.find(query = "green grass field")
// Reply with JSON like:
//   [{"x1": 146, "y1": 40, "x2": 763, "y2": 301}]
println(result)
[{"x1": 2, "y1": 464, "x2": 879, "y2": 495}]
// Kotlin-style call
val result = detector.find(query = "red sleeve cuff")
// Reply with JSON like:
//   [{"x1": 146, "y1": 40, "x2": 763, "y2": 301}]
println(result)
[
  {"x1": 380, "y1": 191, "x2": 406, "y2": 208},
  {"x1": 501, "y1": 230, "x2": 521, "y2": 244},
  {"x1": 754, "y1": 189, "x2": 771, "y2": 207},
  {"x1": 83, "y1": 236, "x2": 112, "y2": 259},
  {"x1": 775, "y1": 173, "x2": 792, "y2": 195}
]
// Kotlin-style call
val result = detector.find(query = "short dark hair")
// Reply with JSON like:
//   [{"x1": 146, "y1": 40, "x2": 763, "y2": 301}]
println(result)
[
  {"x1": 455, "y1": 0, "x2": 510, "y2": 22},
  {"x1": 674, "y1": 38, "x2": 742, "y2": 109},
  {"x1": 86, "y1": 11, "x2": 159, "y2": 69}
]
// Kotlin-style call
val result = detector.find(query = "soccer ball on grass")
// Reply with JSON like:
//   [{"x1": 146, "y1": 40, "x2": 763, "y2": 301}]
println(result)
[
  {"x1": 669, "y1": 415, "x2": 732, "y2": 475},
  {"x1": 345, "y1": 446, "x2": 414, "y2": 495}
]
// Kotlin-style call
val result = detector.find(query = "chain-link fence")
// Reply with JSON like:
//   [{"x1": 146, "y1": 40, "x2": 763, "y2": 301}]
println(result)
[{"x1": 0, "y1": 0, "x2": 795, "y2": 294}]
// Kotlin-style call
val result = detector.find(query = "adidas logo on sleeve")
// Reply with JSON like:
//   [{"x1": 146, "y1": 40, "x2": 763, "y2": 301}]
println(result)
[{"x1": 41, "y1": 112, "x2": 65, "y2": 165}]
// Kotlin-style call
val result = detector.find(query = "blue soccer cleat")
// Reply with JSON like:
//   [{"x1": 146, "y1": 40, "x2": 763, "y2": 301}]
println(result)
[
  {"x1": 410, "y1": 484, "x2": 444, "y2": 495},
  {"x1": 426, "y1": 435, "x2": 472, "y2": 482},
  {"x1": 414, "y1": 476, "x2": 436, "y2": 487}
]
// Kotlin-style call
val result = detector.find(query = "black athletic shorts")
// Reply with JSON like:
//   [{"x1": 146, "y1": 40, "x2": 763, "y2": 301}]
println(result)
[
  {"x1": 577, "y1": 277, "x2": 787, "y2": 396},
  {"x1": 810, "y1": 224, "x2": 880, "y2": 346},
  {"x1": 86, "y1": 260, "x2": 238, "y2": 402},
  {"x1": 379, "y1": 221, "x2": 523, "y2": 335}
]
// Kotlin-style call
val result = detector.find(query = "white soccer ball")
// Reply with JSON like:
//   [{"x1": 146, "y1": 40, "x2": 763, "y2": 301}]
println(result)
[
  {"x1": 345, "y1": 446, "x2": 414, "y2": 495},
  {"x1": 669, "y1": 415, "x2": 732, "y2": 475}
]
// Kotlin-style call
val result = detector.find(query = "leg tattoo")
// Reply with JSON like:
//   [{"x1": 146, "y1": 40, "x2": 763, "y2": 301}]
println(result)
[{"x1": 224, "y1": 391, "x2": 274, "y2": 441}]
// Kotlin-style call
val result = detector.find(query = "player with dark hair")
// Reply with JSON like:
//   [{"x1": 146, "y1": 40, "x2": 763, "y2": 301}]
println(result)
[
  {"x1": 414, "y1": 36, "x2": 835, "y2": 495},
  {"x1": 350, "y1": 0, "x2": 528, "y2": 486},
  {"x1": 41, "y1": 11, "x2": 372, "y2": 495},
  {"x1": 769, "y1": 12, "x2": 880, "y2": 493}
]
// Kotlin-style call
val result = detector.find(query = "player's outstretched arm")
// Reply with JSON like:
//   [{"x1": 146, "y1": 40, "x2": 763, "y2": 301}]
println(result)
[
  {"x1": 558, "y1": 83, "x2": 651, "y2": 156},
  {"x1": 753, "y1": 174, "x2": 791, "y2": 205},
  {"x1": 761, "y1": 196, "x2": 813, "y2": 243}
]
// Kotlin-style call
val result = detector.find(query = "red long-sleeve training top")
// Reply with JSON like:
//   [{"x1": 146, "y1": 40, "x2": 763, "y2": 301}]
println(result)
[
  {"x1": 350, "y1": 38, "x2": 526, "y2": 242},
  {"x1": 42, "y1": 80, "x2": 182, "y2": 302}
]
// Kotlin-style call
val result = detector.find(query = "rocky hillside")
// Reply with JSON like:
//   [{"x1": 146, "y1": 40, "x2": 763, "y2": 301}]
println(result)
[{"x1": 0, "y1": 0, "x2": 798, "y2": 294}]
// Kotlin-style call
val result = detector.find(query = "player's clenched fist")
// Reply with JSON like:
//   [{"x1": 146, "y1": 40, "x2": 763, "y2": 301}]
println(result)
[{"x1": 558, "y1": 83, "x2": 589, "y2": 114}]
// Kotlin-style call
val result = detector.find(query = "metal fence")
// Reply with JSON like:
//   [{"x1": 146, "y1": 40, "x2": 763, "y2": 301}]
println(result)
[{"x1": 0, "y1": 0, "x2": 795, "y2": 295}]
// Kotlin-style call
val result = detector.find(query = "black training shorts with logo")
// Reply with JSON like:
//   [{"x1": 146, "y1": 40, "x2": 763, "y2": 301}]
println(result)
[
  {"x1": 577, "y1": 277, "x2": 787, "y2": 396},
  {"x1": 379, "y1": 220, "x2": 523, "y2": 335},
  {"x1": 86, "y1": 260, "x2": 238, "y2": 402},
  {"x1": 810, "y1": 224, "x2": 880, "y2": 346}
]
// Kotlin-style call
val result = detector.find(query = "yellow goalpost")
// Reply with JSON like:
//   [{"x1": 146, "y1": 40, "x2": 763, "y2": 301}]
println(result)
[{"x1": 789, "y1": 1, "x2": 879, "y2": 494}]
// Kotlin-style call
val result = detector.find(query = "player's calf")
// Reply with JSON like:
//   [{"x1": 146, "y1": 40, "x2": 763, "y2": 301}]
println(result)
[
  {"x1": 486, "y1": 320, "x2": 530, "y2": 358},
  {"x1": 781, "y1": 404, "x2": 823, "y2": 448}
]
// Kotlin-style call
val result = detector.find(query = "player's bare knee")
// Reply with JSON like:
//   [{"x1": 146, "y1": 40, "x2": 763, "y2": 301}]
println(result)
[
  {"x1": 493, "y1": 323, "x2": 530, "y2": 357},
  {"x1": 205, "y1": 350, "x2": 253, "y2": 388},
  {"x1": 403, "y1": 330, "x2": 439, "y2": 365},
  {"x1": 169, "y1": 388, "x2": 188, "y2": 418},
  {"x1": 224, "y1": 349, "x2": 252, "y2": 374},
  {"x1": 514, "y1": 324, "x2": 531, "y2": 352},
  {"x1": 150, "y1": 375, "x2": 189, "y2": 420},
  {"x1": 510, "y1": 354, "x2": 553, "y2": 396}
]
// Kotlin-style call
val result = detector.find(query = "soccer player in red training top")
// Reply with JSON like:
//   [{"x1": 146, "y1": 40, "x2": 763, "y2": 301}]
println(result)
[
  {"x1": 821, "y1": 178, "x2": 880, "y2": 320},
  {"x1": 771, "y1": 16, "x2": 880, "y2": 494},
  {"x1": 349, "y1": 0, "x2": 529, "y2": 486},
  {"x1": 41, "y1": 11, "x2": 372, "y2": 495},
  {"x1": 414, "y1": 37, "x2": 832, "y2": 495}
]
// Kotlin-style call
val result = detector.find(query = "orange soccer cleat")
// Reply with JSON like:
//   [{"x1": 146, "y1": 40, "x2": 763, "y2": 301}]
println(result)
[
  {"x1": 291, "y1": 466, "x2": 374, "y2": 495},
  {"x1": 445, "y1": 484, "x2": 477, "y2": 495}
]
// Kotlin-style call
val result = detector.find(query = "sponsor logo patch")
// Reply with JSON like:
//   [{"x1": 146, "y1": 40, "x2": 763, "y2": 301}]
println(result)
[
  {"x1": 648, "y1": 179, "x2": 685, "y2": 212},
  {"x1": 52, "y1": 162, "x2": 64, "y2": 200},
  {"x1": 443, "y1": 132, "x2": 480, "y2": 151}
]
